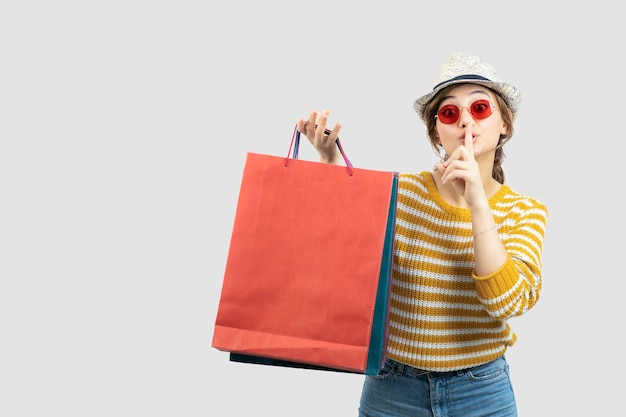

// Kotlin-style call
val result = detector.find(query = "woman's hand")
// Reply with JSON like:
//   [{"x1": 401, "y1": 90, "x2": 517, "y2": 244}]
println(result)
[
  {"x1": 436, "y1": 125, "x2": 486, "y2": 207},
  {"x1": 296, "y1": 109, "x2": 343, "y2": 165}
]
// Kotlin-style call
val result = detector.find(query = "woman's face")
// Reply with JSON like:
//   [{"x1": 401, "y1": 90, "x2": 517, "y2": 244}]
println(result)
[{"x1": 435, "y1": 84, "x2": 508, "y2": 161}]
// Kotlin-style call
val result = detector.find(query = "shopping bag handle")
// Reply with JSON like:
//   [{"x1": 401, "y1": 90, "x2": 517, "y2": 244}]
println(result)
[{"x1": 285, "y1": 124, "x2": 354, "y2": 176}]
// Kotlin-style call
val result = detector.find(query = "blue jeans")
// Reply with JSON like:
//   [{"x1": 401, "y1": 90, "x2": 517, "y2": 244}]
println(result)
[{"x1": 358, "y1": 356, "x2": 517, "y2": 417}]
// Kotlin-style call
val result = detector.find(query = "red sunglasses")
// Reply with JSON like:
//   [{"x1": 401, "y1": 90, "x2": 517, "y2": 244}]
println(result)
[{"x1": 435, "y1": 99, "x2": 496, "y2": 124}]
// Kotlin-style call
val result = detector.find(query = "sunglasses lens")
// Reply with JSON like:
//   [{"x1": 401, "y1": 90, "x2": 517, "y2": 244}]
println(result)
[
  {"x1": 436, "y1": 100, "x2": 494, "y2": 124},
  {"x1": 469, "y1": 100, "x2": 493, "y2": 119},
  {"x1": 437, "y1": 105, "x2": 460, "y2": 124}
]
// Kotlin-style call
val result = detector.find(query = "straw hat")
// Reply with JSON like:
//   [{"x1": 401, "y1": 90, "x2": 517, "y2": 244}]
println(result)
[{"x1": 414, "y1": 52, "x2": 522, "y2": 121}]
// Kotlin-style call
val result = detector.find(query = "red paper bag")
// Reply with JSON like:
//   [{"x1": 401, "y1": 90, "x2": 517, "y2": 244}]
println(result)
[{"x1": 212, "y1": 128, "x2": 398, "y2": 374}]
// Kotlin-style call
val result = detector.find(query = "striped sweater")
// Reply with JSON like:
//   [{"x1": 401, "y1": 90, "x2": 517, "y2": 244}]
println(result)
[{"x1": 386, "y1": 171, "x2": 548, "y2": 372}]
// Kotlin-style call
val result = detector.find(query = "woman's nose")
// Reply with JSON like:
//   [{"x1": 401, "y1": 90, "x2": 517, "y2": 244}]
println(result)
[{"x1": 458, "y1": 107, "x2": 473, "y2": 127}]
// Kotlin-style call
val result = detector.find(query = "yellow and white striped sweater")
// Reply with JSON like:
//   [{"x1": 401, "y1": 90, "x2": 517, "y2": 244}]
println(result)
[{"x1": 386, "y1": 171, "x2": 548, "y2": 372}]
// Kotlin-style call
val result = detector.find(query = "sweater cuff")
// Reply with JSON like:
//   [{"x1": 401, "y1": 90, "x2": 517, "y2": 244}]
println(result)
[{"x1": 472, "y1": 254, "x2": 518, "y2": 299}]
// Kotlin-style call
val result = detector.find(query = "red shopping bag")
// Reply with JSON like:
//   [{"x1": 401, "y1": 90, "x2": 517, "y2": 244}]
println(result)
[{"x1": 212, "y1": 126, "x2": 398, "y2": 374}]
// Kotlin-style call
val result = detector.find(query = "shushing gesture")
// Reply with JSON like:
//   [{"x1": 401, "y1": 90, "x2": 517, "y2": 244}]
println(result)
[{"x1": 436, "y1": 124, "x2": 485, "y2": 205}]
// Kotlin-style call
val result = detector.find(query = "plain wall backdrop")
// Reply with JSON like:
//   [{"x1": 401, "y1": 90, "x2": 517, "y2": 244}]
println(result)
[{"x1": 1, "y1": 1, "x2": 622, "y2": 415}]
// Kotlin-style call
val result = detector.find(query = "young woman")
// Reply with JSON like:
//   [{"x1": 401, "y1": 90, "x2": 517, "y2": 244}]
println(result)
[{"x1": 296, "y1": 52, "x2": 548, "y2": 417}]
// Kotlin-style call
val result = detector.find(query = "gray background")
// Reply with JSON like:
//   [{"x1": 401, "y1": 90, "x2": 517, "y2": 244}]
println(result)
[{"x1": 2, "y1": 1, "x2": 621, "y2": 415}]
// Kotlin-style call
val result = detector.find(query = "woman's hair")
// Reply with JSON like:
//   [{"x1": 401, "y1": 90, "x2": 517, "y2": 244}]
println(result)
[{"x1": 423, "y1": 84, "x2": 515, "y2": 184}]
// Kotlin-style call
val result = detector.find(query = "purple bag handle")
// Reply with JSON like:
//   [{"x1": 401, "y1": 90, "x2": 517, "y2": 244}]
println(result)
[{"x1": 285, "y1": 124, "x2": 354, "y2": 176}]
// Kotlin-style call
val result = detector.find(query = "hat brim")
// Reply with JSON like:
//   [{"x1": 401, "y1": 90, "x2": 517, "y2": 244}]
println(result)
[{"x1": 414, "y1": 78, "x2": 522, "y2": 122}]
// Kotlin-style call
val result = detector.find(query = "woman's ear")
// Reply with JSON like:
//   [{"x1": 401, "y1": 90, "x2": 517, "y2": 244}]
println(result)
[{"x1": 501, "y1": 108, "x2": 513, "y2": 136}]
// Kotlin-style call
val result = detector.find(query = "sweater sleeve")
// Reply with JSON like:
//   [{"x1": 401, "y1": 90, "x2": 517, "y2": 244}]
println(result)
[{"x1": 472, "y1": 198, "x2": 548, "y2": 320}]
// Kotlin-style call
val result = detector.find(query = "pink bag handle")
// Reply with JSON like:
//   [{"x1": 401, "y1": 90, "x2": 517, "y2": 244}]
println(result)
[{"x1": 285, "y1": 124, "x2": 354, "y2": 176}]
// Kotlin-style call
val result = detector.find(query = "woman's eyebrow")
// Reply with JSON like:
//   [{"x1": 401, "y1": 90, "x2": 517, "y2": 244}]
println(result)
[
  {"x1": 441, "y1": 89, "x2": 492, "y2": 102},
  {"x1": 469, "y1": 89, "x2": 492, "y2": 97}
]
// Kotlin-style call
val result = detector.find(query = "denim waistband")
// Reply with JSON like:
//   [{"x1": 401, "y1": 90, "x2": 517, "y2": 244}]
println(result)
[{"x1": 386, "y1": 357, "x2": 500, "y2": 378}]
